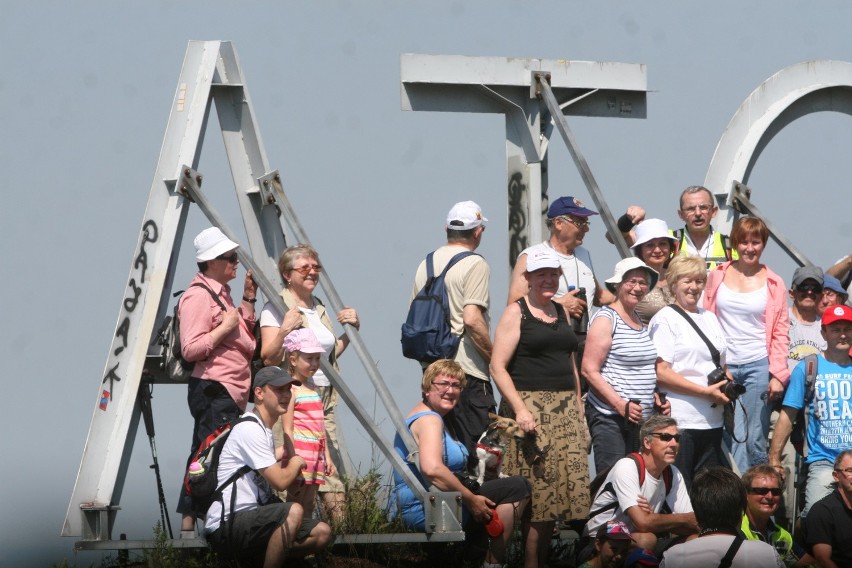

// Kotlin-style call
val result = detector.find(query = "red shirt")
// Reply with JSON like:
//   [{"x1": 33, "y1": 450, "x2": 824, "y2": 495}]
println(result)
[{"x1": 178, "y1": 273, "x2": 256, "y2": 410}]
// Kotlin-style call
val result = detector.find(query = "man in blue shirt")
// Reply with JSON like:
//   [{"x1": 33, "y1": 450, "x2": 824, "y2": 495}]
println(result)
[{"x1": 769, "y1": 304, "x2": 852, "y2": 517}]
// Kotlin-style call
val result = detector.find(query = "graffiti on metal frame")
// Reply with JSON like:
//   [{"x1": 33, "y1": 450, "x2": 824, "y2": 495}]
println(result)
[
  {"x1": 507, "y1": 171, "x2": 528, "y2": 264},
  {"x1": 100, "y1": 220, "x2": 159, "y2": 406}
]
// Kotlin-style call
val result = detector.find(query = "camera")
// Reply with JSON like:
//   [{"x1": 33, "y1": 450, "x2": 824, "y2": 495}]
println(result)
[
  {"x1": 708, "y1": 367, "x2": 746, "y2": 401},
  {"x1": 453, "y1": 472, "x2": 481, "y2": 494}
]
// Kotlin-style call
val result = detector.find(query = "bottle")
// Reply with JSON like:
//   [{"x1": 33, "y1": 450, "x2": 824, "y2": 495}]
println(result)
[
  {"x1": 573, "y1": 287, "x2": 588, "y2": 335},
  {"x1": 188, "y1": 461, "x2": 205, "y2": 477}
]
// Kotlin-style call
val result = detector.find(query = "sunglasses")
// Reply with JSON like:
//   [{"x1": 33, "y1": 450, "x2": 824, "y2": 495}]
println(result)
[
  {"x1": 290, "y1": 264, "x2": 323, "y2": 276},
  {"x1": 649, "y1": 432, "x2": 681, "y2": 442},
  {"x1": 216, "y1": 252, "x2": 239, "y2": 264},
  {"x1": 559, "y1": 216, "x2": 591, "y2": 229},
  {"x1": 796, "y1": 284, "x2": 823, "y2": 294},
  {"x1": 747, "y1": 487, "x2": 782, "y2": 496}
]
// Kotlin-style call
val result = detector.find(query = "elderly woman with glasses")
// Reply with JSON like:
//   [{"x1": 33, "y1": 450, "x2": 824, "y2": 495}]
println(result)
[
  {"x1": 583, "y1": 258, "x2": 666, "y2": 474},
  {"x1": 648, "y1": 255, "x2": 732, "y2": 490},
  {"x1": 176, "y1": 227, "x2": 259, "y2": 535},
  {"x1": 259, "y1": 243, "x2": 360, "y2": 522},
  {"x1": 492, "y1": 248, "x2": 590, "y2": 568},
  {"x1": 389, "y1": 359, "x2": 530, "y2": 568}
]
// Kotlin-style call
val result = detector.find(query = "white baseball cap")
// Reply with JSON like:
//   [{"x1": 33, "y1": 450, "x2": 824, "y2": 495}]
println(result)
[
  {"x1": 446, "y1": 201, "x2": 488, "y2": 230},
  {"x1": 526, "y1": 249, "x2": 561, "y2": 272}
]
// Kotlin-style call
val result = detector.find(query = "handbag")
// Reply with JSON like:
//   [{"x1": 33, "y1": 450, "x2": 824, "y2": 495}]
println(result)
[{"x1": 668, "y1": 305, "x2": 747, "y2": 443}]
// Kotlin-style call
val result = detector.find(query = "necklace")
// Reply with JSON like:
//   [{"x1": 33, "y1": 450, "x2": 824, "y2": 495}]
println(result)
[{"x1": 698, "y1": 527, "x2": 737, "y2": 537}]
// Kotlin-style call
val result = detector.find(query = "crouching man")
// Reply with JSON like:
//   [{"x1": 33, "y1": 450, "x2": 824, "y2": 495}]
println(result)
[
  {"x1": 584, "y1": 415, "x2": 698, "y2": 555},
  {"x1": 204, "y1": 366, "x2": 332, "y2": 566}
]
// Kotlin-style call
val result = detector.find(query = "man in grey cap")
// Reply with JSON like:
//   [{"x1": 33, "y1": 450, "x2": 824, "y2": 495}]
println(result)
[
  {"x1": 787, "y1": 265, "x2": 827, "y2": 371},
  {"x1": 204, "y1": 366, "x2": 332, "y2": 565}
]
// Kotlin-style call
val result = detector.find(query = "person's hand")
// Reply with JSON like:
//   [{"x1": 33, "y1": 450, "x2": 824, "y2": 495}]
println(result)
[
  {"x1": 654, "y1": 392, "x2": 671, "y2": 416},
  {"x1": 337, "y1": 306, "x2": 360, "y2": 330},
  {"x1": 767, "y1": 377, "x2": 785, "y2": 403},
  {"x1": 281, "y1": 306, "x2": 302, "y2": 333},
  {"x1": 623, "y1": 399, "x2": 643, "y2": 424},
  {"x1": 285, "y1": 455, "x2": 306, "y2": 471},
  {"x1": 219, "y1": 308, "x2": 240, "y2": 333},
  {"x1": 467, "y1": 494, "x2": 496, "y2": 524},
  {"x1": 767, "y1": 457, "x2": 786, "y2": 482},
  {"x1": 581, "y1": 415, "x2": 592, "y2": 453},
  {"x1": 325, "y1": 461, "x2": 336, "y2": 478},
  {"x1": 705, "y1": 380, "x2": 731, "y2": 407},
  {"x1": 625, "y1": 206, "x2": 646, "y2": 226},
  {"x1": 635, "y1": 495, "x2": 652, "y2": 514},
  {"x1": 555, "y1": 289, "x2": 586, "y2": 320},
  {"x1": 243, "y1": 270, "x2": 258, "y2": 300},
  {"x1": 515, "y1": 408, "x2": 536, "y2": 433}
]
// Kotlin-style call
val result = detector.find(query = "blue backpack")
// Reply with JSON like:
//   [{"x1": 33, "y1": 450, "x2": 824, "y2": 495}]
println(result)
[{"x1": 401, "y1": 251, "x2": 478, "y2": 363}]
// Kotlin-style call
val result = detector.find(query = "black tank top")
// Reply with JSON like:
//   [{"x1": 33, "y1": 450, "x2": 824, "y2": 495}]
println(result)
[{"x1": 506, "y1": 298, "x2": 579, "y2": 391}]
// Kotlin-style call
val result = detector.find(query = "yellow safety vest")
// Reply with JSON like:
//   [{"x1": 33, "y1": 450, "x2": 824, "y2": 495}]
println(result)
[
  {"x1": 670, "y1": 228, "x2": 736, "y2": 270},
  {"x1": 740, "y1": 514, "x2": 797, "y2": 567}
]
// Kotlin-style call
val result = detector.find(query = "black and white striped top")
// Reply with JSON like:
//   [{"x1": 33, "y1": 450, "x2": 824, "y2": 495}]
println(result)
[{"x1": 587, "y1": 306, "x2": 658, "y2": 417}]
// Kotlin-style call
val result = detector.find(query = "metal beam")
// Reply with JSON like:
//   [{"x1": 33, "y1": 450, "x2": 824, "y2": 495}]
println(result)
[
  {"x1": 728, "y1": 182, "x2": 813, "y2": 267},
  {"x1": 535, "y1": 73, "x2": 632, "y2": 258}
]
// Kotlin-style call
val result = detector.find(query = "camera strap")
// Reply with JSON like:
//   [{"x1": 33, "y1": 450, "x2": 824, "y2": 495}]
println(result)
[{"x1": 669, "y1": 304, "x2": 721, "y2": 367}]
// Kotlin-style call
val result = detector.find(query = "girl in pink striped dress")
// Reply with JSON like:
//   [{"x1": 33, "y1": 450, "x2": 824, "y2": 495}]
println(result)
[{"x1": 281, "y1": 328, "x2": 335, "y2": 516}]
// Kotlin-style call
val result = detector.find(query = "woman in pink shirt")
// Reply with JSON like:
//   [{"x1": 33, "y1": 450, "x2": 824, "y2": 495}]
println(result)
[
  {"x1": 703, "y1": 216, "x2": 789, "y2": 475},
  {"x1": 176, "y1": 227, "x2": 258, "y2": 536}
]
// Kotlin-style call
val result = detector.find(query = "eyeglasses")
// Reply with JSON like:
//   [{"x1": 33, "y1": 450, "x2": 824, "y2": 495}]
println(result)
[
  {"x1": 835, "y1": 467, "x2": 852, "y2": 476},
  {"x1": 681, "y1": 204, "x2": 713, "y2": 214},
  {"x1": 559, "y1": 216, "x2": 590, "y2": 229},
  {"x1": 796, "y1": 284, "x2": 823, "y2": 294},
  {"x1": 622, "y1": 278, "x2": 649, "y2": 290},
  {"x1": 747, "y1": 487, "x2": 783, "y2": 496},
  {"x1": 432, "y1": 381, "x2": 462, "y2": 392},
  {"x1": 649, "y1": 432, "x2": 681, "y2": 443},
  {"x1": 216, "y1": 252, "x2": 239, "y2": 264},
  {"x1": 290, "y1": 264, "x2": 323, "y2": 276}
]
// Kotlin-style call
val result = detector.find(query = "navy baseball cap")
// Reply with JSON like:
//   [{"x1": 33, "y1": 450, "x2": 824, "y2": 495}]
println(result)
[{"x1": 547, "y1": 196, "x2": 599, "y2": 218}]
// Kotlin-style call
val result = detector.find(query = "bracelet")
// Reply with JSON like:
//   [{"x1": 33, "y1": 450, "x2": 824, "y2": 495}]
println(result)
[
  {"x1": 242, "y1": 296, "x2": 257, "y2": 304},
  {"x1": 617, "y1": 214, "x2": 635, "y2": 233}
]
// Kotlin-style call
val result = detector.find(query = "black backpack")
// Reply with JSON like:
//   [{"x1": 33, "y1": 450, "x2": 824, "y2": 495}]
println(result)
[
  {"x1": 401, "y1": 251, "x2": 478, "y2": 363},
  {"x1": 156, "y1": 283, "x2": 226, "y2": 382},
  {"x1": 185, "y1": 414, "x2": 262, "y2": 515}
]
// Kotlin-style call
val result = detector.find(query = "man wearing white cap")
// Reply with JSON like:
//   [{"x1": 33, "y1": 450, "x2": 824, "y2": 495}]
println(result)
[
  {"x1": 177, "y1": 227, "x2": 259, "y2": 535},
  {"x1": 409, "y1": 201, "x2": 494, "y2": 453}
]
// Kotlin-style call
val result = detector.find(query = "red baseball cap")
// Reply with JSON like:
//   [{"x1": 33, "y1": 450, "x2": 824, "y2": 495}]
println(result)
[{"x1": 823, "y1": 304, "x2": 852, "y2": 326}]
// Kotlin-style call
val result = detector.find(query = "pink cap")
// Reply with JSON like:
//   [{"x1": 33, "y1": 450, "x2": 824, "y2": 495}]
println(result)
[{"x1": 283, "y1": 328, "x2": 326, "y2": 354}]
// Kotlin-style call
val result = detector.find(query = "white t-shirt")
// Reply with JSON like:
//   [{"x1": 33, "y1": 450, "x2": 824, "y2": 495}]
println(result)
[
  {"x1": 259, "y1": 301, "x2": 336, "y2": 387},
  {"x1": 715, "y1": 282, "x2": 767, "y2": 365},
  {"x1": 661, "y1": 534, "x2": 783, "y2": 568},
  {"x1": 204, "y1": 412, "x2": 276, "y2": 534},
  {"x1": 787, "y1": 308, "x2": 826, "y2": 373},
  {"x1": 585, "y1": 455, "x2": 693, "y2": 536},
  {"x1": 649, "y1": 306, "x2": 727, "y2": 429}
]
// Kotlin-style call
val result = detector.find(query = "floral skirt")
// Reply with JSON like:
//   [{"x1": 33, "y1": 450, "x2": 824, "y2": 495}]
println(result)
[{"x1": 499, "y1": 389, "x2": 590, "y2": 522}]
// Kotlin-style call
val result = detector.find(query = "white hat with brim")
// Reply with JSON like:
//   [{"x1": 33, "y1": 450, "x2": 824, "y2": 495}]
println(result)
[
  {"x1": 194, "y1": 227, "x2": 239, "y2": 262},
  {"x1": 630, "y1": 218, "x2": 677, "y2": 251},
  {"x1": 605, "y1": 257, "x2": 659, "y2": 294}
]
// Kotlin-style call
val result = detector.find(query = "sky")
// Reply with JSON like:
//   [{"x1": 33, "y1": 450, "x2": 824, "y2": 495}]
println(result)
[{"x1": 4, "y1": 1, "x2": 852, "y2": 565}]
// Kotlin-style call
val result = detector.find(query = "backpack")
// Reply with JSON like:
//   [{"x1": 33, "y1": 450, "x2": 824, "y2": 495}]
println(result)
[
  {"x1": 588, "y1": 452, "x2": 673, "y2": 518},
  {"x1": 185, "y1": 414, "x2": 262, "y2": 515},
  {"x1": 156, "y1": 283, "x2": 226, "y2": 382},
  {"x1": 401, "y1": 251, "x2": 479, "y2": 363}
]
